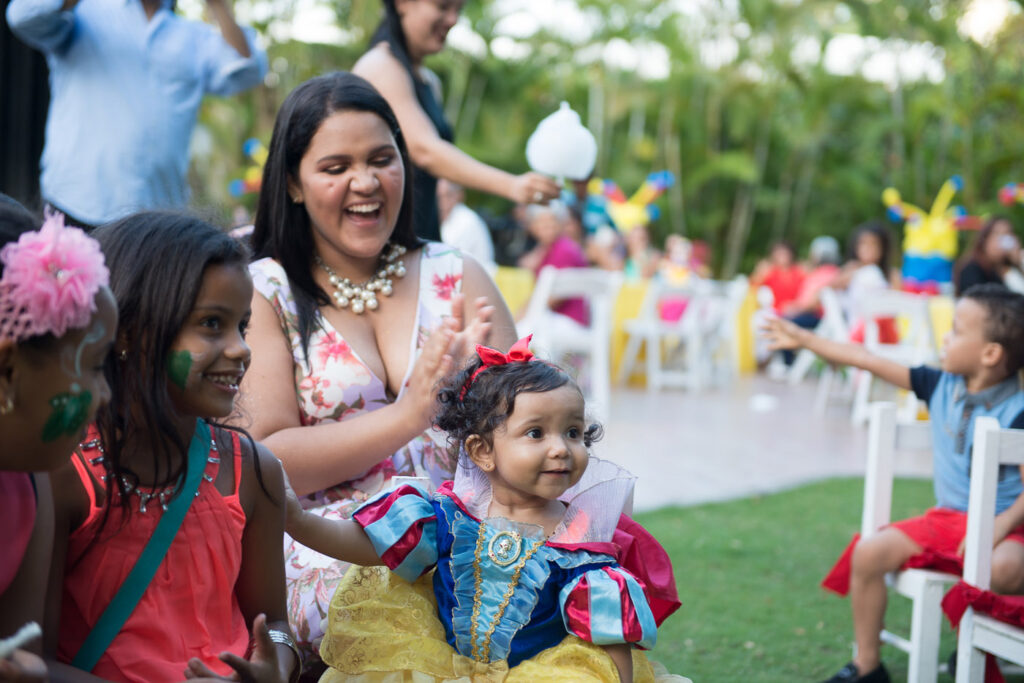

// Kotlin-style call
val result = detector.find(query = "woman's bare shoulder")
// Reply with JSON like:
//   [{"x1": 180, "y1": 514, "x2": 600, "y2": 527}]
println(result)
[{"x1": 353, "y1": 43, "x2": 405, "y2": 82}]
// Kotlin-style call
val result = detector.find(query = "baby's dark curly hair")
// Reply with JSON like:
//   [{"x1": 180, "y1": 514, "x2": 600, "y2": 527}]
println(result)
[{"x1": 435, "y1": 357, "x2": 603, "y2": 456}]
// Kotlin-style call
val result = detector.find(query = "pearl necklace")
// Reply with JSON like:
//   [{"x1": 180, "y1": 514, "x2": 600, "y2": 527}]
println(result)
[{"x1": 315, "y1": 243, "x2": 407, "y2": 314}]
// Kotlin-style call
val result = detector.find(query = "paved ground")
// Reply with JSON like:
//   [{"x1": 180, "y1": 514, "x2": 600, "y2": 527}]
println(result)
[{"x1": 598, "y1": 374, "x2": 934, "y2": 512}]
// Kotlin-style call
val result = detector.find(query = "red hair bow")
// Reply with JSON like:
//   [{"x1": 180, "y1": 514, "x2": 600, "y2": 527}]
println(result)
[{"x1": 459, "y1": 334, "x2": 534, "y2": 399}]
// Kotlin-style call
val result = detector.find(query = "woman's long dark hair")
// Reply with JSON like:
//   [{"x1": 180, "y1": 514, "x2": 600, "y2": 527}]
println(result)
[
  {"x1": 251, "y1": 71, "x2": 421, "y2": 363},
  {"x1": 954, "y1": 215, "x2": 1012, "y2": 283},
  {"x1": 92, "y1": 212, "x2": 265, "y2": 520},
  {"x1": 849, "y1": 220, "x2": 892, "y2": 274},
  {"x1": 370, "y1": 0, "x2": 416, "y2": 75}
]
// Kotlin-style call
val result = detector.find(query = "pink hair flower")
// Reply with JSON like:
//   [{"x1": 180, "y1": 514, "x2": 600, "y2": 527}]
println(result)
[{"x1": 0, "y1": 212, "x2": 109, "y2": 342}]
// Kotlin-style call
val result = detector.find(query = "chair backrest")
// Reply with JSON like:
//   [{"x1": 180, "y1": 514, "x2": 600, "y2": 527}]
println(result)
[
  {"x1": 962, "y1": 420, "x2": 1024, "y2": 588},
  {"x1": 860, "y1": 290, "x2": 936, "y2": 354},
  {"x1": 521, "y1": 266, "x2": 623, "y2": 330},
  {"x1": 862, "y1": 402, "x2": 933, "y2": 538},
  {"x1": 818, "y1": 287, "x2": 850, "y2": 341}
]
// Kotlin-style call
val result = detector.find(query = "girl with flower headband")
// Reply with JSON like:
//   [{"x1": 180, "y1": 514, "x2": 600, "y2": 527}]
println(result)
[
  {"x1": 286, "y1": 336, "x2": 686, "y2": 682},
  {"x1": 0, "y1": 202, "x2": 116, "y2": 683},
  {"x1": 44, "y1": 212, "x2": 297, "y2": 683}
]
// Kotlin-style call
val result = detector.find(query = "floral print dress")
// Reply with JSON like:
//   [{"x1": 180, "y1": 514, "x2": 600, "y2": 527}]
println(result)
[{"x1": 249, "y1": 242, "x2": 464, "y2": 654}]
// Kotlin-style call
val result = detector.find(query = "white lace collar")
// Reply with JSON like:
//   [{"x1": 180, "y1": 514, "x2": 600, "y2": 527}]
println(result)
[{"x1": 450, "y1": 456, "x2": 636, "y2": 545}]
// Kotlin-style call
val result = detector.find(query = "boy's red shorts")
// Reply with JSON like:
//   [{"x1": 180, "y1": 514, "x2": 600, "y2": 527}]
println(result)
[{"x1": 822, "y1": 507, "x2": 1024, "y2": 596}]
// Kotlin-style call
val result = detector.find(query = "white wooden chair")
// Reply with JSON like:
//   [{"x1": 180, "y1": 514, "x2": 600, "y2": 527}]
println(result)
[
  {"x1": 617, "y1": 277, "x2": 738, "y2": 392},
  {"x1": 954, "y1": 418, "x2": 1024, "y2": 683},
  {"x1": 517, "y1": 266, "x2": 622, "y2": 423},
  {"x1": 851, "y1": 292, "x2": 939, "y2": 425},
  {"x1": 789, "y1": 286, "x2": 849, "y2": 387},
  {"x1": 861, "y1": 402, "x2": 958, "y2": 683}
]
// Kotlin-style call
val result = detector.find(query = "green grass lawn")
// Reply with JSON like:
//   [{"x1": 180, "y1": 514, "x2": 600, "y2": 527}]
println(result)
[{"x1": 633, "y1": 477, "x2": 1022, "y2": 683}]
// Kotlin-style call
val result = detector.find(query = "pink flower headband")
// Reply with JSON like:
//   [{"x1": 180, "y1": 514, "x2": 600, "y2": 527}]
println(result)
[
  {"x1": 458, "y1": 334, "x2": 536, "y2": 400},
  {"x1": 0, "y1": 212, "x2": 109, "y2": 344}
]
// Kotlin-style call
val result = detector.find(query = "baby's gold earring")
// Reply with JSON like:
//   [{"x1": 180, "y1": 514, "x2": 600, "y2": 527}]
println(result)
[{"x1": 0, "y1": 395, "x2": 14, "y2": 415}]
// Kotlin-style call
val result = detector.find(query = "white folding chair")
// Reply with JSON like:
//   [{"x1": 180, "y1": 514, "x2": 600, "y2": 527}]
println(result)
[
  {"x1": 517, "y1": 266, "x2": 622, "y2": 422},
  {"x1": 851, "y1": 292, "x2": 939, "y2": 425},
  {"x1": 955, "y1": 419, "x2": 1024, "y2": 683},
  {"x1": 617, "y1": 277, "x2": 725, "y2": 392},
  {"x1": 789, "y1": 286, "x2": 849, "y2": 386},
  {"x1": 861, "y1": 402, "x2": 958, "y2": 683}
]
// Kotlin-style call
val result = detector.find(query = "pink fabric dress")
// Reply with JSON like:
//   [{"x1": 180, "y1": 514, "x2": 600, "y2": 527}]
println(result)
[
  {"x1": 58, "y1": 425, "x2": 248, "y2": 683},
  {"x1": 0, "y1": 471, "x2": 36, "y2": 596},
  {"x1": 249, "y1": 242, "x2": 464, "y2": 653},
  {"x1": 537, "y1": 236, "x2": 589, "y2": 325}
]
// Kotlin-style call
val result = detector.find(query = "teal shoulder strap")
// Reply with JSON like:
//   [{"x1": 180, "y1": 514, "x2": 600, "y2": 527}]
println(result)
[{"x1": 71, "y1": 419, "x2": 211, "y2": 672}]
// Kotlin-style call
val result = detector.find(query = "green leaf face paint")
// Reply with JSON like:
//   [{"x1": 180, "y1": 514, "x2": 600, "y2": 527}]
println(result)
[
  {"x1": 168, "y1": 350, "x2": 193, "y2": 390},
  {"x1": 42, "y1": 390, "x2": 93, "y2": 442}
]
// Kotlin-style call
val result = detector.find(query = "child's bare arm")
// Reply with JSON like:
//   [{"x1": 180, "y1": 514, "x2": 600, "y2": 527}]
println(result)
[
  {"x1": 283, "y1": 473, "x2": 380, "y2": 566},
  {"x1": 762, "y1": 316, "x2": 912, "y2": 390},
  {"x1": 604, "y1": 644, "x2": 633, "y2": 683}
]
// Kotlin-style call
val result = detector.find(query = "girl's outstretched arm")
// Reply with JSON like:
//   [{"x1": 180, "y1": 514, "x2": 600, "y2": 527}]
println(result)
[
  {"x1": 604, "y1": 644, "x2": 633, "y2": 683},
  {"x1": 229, "y1": 441, "x2": 296, "y2": 683},
  {"x1": 282, "y1": 474, "x2": 380, "y2": 566}
]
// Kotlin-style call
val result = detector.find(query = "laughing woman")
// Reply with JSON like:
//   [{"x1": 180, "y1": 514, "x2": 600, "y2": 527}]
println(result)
[
  {"x1": 238, "y1": 71, "x2": 517, "y2": 666},
  {"x1": 352, "y1": 0, "x2": 560, "y2": 241}
]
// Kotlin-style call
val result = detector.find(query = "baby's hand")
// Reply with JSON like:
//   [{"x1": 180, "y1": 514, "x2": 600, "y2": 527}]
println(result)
[{"x1": 760, "y1": 316, "x2": 804, "y2": 351}]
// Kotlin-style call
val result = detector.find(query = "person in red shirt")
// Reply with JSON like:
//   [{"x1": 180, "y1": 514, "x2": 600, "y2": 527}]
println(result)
[{"x1": 752, "y1": 241, "x2": 806, "y2": 314}]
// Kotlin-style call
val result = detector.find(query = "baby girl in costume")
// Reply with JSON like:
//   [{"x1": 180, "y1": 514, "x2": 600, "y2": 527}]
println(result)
[{"x1": 287, "y1": 336, "x2": 685, "y2": 682}]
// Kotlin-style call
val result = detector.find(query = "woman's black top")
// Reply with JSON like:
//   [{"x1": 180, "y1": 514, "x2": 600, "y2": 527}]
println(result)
[
  {"x1": 956, "y1": 261, "x2": 1003, "y2": 296},
  {"x1": 409, "y1": 72, "x2": 453, "y2": 242}
]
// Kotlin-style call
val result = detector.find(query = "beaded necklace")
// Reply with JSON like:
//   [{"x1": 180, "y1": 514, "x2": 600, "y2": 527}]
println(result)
[
  {"x1": 315, "y1": 243, "x2": 407, "y2": 314},
  {"x1": 468, "y1": 522, "x2": 547, "y2": 663},
  {"x1": 78, "y1": 436, "x2": 220, "y2": 513}
]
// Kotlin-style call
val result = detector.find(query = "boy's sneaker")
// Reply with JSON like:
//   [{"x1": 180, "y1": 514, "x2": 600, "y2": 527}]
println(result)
[{"x1": 820, "y1": 662, "x2": 891, "y2": 683}]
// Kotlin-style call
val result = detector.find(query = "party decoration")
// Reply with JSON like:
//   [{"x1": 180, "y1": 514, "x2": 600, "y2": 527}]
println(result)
[
  {"x1": 526, "y1": 102, "x2": 597, "y2": 181},
  {"x1": 228, "y1": 138, "x2": 268, "y2": 198},
  {"x1": 589, "y1": 170, "x2": 675, "y2": 233},
  {"x1": 882, "y1": 175, "x2": 977, "y2": 293},
  {"x1": 998, "y1": 182, "x2": 1024, "y2": 206}
]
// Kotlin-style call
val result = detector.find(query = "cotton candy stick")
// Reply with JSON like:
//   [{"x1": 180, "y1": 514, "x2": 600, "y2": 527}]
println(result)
[{"x1": 0, "y1": 622, "x2": 42, "y2": 660}]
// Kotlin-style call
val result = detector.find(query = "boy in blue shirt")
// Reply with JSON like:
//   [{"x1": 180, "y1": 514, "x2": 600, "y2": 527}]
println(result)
[{"x1": 764, "y1": 283, "x2": 1024, "y2": 683}]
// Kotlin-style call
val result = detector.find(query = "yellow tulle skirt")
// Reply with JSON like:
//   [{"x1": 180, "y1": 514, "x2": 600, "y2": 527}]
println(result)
[{"x1": 318, "y1": 566, "x2": 690, "y2": 683}]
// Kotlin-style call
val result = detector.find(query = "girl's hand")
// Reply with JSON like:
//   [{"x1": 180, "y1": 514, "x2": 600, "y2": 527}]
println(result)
[
  {"x1": 447, "y1": 294, "x2": 495, "y2": 364},
  {"x1": 0, "y1": 650, "x2": 47, "y2": 682},
  {"x1": 399, "y1": 325, "x2": 455, "y2": 428},
  {"x1": 183, "y1": 615, "x2": 284, "y2": 683},
  {"x1": 510, "y1": 172, "x2": 560, "y2": 205},
  {"x1": 760, "y1": 316, "x2": 805, "y2": 351}
]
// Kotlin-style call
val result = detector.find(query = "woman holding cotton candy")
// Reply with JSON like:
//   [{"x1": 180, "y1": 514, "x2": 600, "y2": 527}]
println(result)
[{"x1": 353, "y1": 0, "x2": 560, "y2": 241}]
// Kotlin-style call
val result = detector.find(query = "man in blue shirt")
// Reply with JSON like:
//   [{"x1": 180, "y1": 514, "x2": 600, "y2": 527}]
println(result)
[
  {"x1": 6, "y1": 0, "x2": 267, "y2": 227},
  {"x1": 764, "y1": 283, "x2": 1024, "y2": 683}
]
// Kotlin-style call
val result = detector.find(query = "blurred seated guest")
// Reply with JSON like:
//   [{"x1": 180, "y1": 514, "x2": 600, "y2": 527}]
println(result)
[
  {"x1": 751, "y1": 241, "x2": 805, "y2": 314},
  {"x1": 782, "y1": 235, "x2": 841, "y2": 329},
  {"x1": 955, "y1": 215, "x2": 1024, "y2": 295},
  {"x1": 622, "y1": 224, "x2": 661, "y2": 281},
  {"x1": 563, "y1": 178, "x2": 622, "y2": 271},
  {"x1": 437, "y1": 179, "x2": 495, "y2": 269},
  {"x1": 660, "y1": 235, "x2": 700, "y2": 286},
  {"x1": 830, "y1": 221, "x2": 898, "y2": 343},
  {"x1": 6, "y1": 0, "x2": 266, "y2": 228},
  {"x1": 517, "y1": 201, "x2": 588, "y2": 325}
]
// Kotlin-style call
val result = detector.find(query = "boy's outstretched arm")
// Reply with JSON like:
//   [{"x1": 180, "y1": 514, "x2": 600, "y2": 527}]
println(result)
[
  {"x1": 283, "y1": 473, "x2": 380, "y2": 566},
  {"x1": 762, "y1": 316, "x2": 912, "y2": 391}
]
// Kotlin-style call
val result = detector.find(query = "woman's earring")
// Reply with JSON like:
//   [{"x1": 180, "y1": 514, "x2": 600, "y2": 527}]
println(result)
[
  {"x1": 0, "y1": 395, "x2": 14, "y2": 415},
  {"x1": 119, "y1": 349, "x2": 127, "y2": 361}
]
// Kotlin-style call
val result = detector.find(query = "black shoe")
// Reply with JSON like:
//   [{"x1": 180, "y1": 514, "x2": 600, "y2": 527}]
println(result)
[{"x1": 820, "y1": 661, "x2": 891, "y2": 683}]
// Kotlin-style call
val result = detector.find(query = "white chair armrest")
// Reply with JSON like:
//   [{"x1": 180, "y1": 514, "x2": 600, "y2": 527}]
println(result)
[{"x1": 862, "y1": 402, "x2": 898, "y2": 537}]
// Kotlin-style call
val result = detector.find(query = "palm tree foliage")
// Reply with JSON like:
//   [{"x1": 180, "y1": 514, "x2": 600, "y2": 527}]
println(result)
[{"x1": 190, "y1": 0, "x2": 1024, "y2": 275}]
